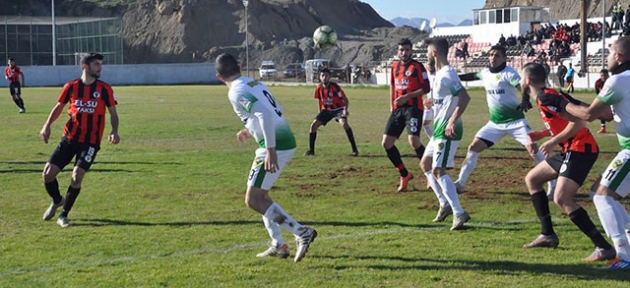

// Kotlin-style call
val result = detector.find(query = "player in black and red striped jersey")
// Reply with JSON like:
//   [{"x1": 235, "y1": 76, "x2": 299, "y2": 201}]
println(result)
[
  {"x1": 4, "y1": 58, "x2": 26, "y2": 113},
  {"x1": 520, "y1": 62, "x2": 615, "y2": 262},
  {"x1": 39, "y1": 53, "x2": 120, "y2": 228},
  {"x1": 305, "y1": 68, "x2": 358, "y2": 156},
  {"x1": 383, "y1": 38, "x2": 431, "y2": 192}
]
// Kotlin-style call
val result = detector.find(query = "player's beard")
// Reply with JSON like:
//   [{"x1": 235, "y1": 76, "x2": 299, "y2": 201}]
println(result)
[
  {"x1": 89, "y1": 69, "x2": 100, "y2": 79},
  {"x1": 427, "y1": 57, "x2": 436, "y2": 74}
]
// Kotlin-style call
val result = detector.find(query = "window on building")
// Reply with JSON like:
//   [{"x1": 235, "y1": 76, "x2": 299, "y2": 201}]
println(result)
[
  {"x1": 473, "y1": 11, "x2": 479, "y2": 25},
  {"x1": 504, "y1": 8, "x2": 511, "y2": 23},
  {"x1": 480, "y1": 11, "x2": 487, "y2": 24},
  {"x1": 489, "y1": 10, "x2": 496, "y2": 24},
  {"x1": 496, "y1": 9, "x2": 503, "y2": 24},
  {"x1": 511, "y1": 8, "x2": 518, "y2": 22}
]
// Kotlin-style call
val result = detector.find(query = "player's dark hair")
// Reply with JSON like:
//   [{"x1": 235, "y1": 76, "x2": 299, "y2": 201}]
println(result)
[
  {"x1": 600, "y1": 69, "x2": 609, "y2": 74},
  {"x1": 489, "y1": 45, "x2": 506, "y2": 57},
  {"x1": 613, "y1": 36, "x2": 630, "y2": 61},
  {"x1": 425, "y1": 37, "x2": 449, "y2": 57},
  {"x1": 398, "y1": 38, "x2": 412, "y2": 47},
  {"x1": 81, "y1": 53, "x2": 104, "y2": 66},
  {"x1": 522, "y1": 62, "x2": 547, "y2": 85},
  {"x1": 319, "y1": 68, "x2": 331, "y2": 75},
  {"x1": 8, "y1": 57, "x2": 14, "y2": 61},
  {"x1": 215, "y1": 53, "x2": 240, "y2": 78}
]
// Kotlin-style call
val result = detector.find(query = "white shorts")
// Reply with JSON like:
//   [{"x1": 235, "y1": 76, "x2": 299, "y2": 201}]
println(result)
[
  {"x1": 424, "y1": 137, "x2": 460, "y2": 168},
  {"x1": 475, "y1": 118, "x2": 532, "y2": 146},
  {"x1": 423, "y1": 109, "x2": 433, "y2": 122},
  {"x1": 599, "y1": 149, "x2": 630, "y2": 198},
  {"x1": 247, "y1": 148, "x2": 295, "y2": 190}
]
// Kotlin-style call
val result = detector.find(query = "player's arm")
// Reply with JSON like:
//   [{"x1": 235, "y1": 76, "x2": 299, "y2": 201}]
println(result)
[
  {"x1": 458, "y1": 72, "x2": 481, "y2": 82},
  {"x1": 389, "y1": 70, "x2": 395, "y2": 111},
  {"x1": 39, "y1": 103, "x2": 65, "y2": 144},
  {"x1": 446, "y1": 88, "x2": 471, "y2": 138},
  {"x1": 250, "y1": 101, "x2": 278, "y2": 173},
  {"x1": 565, "y1": 99, "x2": 613, "y2": 122},
  {"x1": 19, "y1": 70, "x2": 25, "y2": 86},
  {"x1": 107, "y1": 105, "x2": 120, "y2": 144},
  {"x1": 539, "y1": 113, "x2": 586, "y2": 157}
]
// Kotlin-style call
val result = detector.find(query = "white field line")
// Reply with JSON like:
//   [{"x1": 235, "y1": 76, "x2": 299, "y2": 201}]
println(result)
[{"x1": 0, "y1": 219, "x2": 539, "y2": 277}]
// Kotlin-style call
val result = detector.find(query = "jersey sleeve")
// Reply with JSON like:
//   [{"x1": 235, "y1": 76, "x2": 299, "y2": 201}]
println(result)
[
  {"x1": 314, "y1": 85, "x2": 321, "y2": 99},
  {"x1": 58, "y1": 82, "x2": 73, "y2": 104},
  {"x1": 418, "y1": 64, "x2": 430, "y2": 93},
  {"x1": 230, "y1": 90, "x2": 259, "y2": 113},
  {"x1": 597, "y1": 77, "x2": 624, "y2": 105},
  {"x1": 445, "y1": 72, "x2": 465, "y2": 96},
  {"x1": 507, "y1": 70, "x2": 521, "y2": 87}
]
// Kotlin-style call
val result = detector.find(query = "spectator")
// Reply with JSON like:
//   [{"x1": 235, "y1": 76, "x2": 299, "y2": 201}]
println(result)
[
  {"x1": 566, "y1": 63, "x2": 575, "y2": 93},
  {"x1": 462, "y1": 40, "x2": 470, "y2": 59},
  {"x1": 499, "y1": 34, "x2": 506, "y2": 47},
  {"x1": 556, "y1": 61, "x2": 567, "y2": 88}
]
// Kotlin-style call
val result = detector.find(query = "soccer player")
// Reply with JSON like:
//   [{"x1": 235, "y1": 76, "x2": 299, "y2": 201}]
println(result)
[
  {"x1": 455, "y1": 45, "x2": 555, "y2": 197},
  {"x1": 39, "y1": 53, "x2": 120, "y2": 228},
  {"x1": 4, "y1": 58, "x2": 26, "y2": 113},
  {"x1": 383, "y1": 38, "x2": 431, "y2": 192},
  {"x1": 594, "y1": 69, "x2": 609, "y2": 134},
  {"x1": 305, "y1": 68, "x2": 359, "y2": 156},
  {"x1": 520, "y1": 62, "x2": 615, "y2": 263},
  {"x1": 541, "y1": 37, "x2": 630, "y2": 270},
  {"x1": 214, "y1": 53, "x2": 317, "y2": 263},
  {"x1": 566, "y1": 63, "x2": 576, "y2": 93},
  {"x1": 420, "y1": 37, "x2": 471, "y2": 230}
]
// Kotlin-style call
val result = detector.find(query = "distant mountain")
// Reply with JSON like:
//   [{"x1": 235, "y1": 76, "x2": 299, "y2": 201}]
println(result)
[{"x1": 390, "y1": 17, "x2": 473, "y2": 28}]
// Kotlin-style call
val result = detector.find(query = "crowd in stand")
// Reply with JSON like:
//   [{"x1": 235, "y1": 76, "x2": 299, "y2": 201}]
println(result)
[{"x1": 490, "y1": 4, "x2": 630, "y2": 64}]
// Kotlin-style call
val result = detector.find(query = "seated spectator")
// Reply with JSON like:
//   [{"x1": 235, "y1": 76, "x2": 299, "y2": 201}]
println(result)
[{"x1": 499, "y1": 34, "x2": 506, "y2": 46}]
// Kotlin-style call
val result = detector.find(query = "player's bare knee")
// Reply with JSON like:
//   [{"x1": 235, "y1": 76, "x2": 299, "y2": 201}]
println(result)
[
  {"x1": 431, "y1": 168, "x2": 445, "y2": 179},
  {"x1": 420, "y1": 157, "x2": 432, "y2": 172}
]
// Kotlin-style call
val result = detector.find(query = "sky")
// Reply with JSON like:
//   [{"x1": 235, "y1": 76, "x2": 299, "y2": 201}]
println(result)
[{"x1": 362, "y1": 0, "x2": 487, "y2": 24}]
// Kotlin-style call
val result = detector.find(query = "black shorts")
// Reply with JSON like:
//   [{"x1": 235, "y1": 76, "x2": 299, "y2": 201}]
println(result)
[
  {"x1": 546, "y1": 150, "x2": 598, "y2": 186},
  {"x1": 315, "y1": 109, "x2": 345, "y2": 125},
  {"x1": 566, "y1": 76, "x2": 574, "y2": 83},
  {"x1": 48, "y1": 137, "x2": 100, "y2": 171},
  {"x1": 9, "y1": 82, "x2": 21, "y2": 96},
  {"x1": 383, "y1": 106, "x2": 423, "y2": 137}
]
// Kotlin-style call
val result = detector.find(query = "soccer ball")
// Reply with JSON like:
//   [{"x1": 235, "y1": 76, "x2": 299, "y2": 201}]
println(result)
[{"x1": 313, "y1": 25, "x2": 337, "y2": 50}]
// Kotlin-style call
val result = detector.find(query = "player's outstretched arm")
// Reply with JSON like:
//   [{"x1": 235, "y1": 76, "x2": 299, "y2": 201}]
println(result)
[{"x1": 565, "y1": 99, "x2": 613, "y2": 122}]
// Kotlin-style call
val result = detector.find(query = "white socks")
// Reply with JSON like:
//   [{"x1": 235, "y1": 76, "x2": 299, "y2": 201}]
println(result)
[
  {"x1": 262, "y1": 215, "x2": 285, "y2": 246},
  {"x1": 593, "y1": 195, "x2": 630, "y2": 261},
  {"x1": 436, "y1": 174, "x2": 465, "y2": 215},
  {"x1": 457, "y1": 151, "x2": 479, "y2": 187},
  {"x1": 263, "y1": 202, "x2": 306, "y2": 237},
  {"x1": 425, "y1": 171, "x2": 448, "y2": 207}
]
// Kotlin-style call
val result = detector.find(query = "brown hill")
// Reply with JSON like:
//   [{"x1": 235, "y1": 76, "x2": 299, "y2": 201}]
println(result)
[{"x1": 484, "y1": 0, "x2": 616, "y2": 19}]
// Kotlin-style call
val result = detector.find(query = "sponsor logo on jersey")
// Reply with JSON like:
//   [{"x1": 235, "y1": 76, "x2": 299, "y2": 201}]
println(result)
[
  {"x1": 92, "y1": 91, "x2": 101, "y2": 99},
  {"x1": 74, "y1": 99, "x2": 99, "y2": 113},
  {"x1": 488, "y1": 89, "x2": 505, "y2": 95}
]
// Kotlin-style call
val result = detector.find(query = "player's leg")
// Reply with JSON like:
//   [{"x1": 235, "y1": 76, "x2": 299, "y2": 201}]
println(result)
[
  {"x1": 307, "y1": 111, "x2": 331, "y2": 155},
  {"x1": 383, "y1": 111, "x2": 412, "y2": 191},
  {"x1": 553, "y1": 151, "x2": 615, "y2": 261},
  {"x1": 15, "y1": 83, "x2": 25, "y2": 113},
  {"x1": 513, "y1": 123, "x2": 556, "y2": 198},
  {"x1": 598, "y1": 120, "x2": 607, "y2": 134},
  {"x1": 57, "y1": 143, "x2": 99, "y2": 227},
  {"x1": 421, "y1": 140, "x2": 451, "y2": 221},
  {"x1": 405, "y1": 107, "x2": 425, "y2": 158},
  {"x1": 456, "y1": 122, "x2": 501, "y2": 193},
  {"x1": 9, "y1": 84, "x2": 22, "y2": 110},
  {"x1": 246, "y1": 148, "x2": 316, "y2": 262},
  {"x1": 431, "y1": 139, "x2": 468, "y2": 230},
  {"x1": 592, "y1": 150, "x2": 630, "y2": 266},
  {"x1": 42, "y1": 139, "x2": 75, "y2": 221},
  {"x1": 523, "y1": 157, "x2": 560, "y2": 248},
  {"x1": 338, "y1": 117, "x2": 358, "y2": 156}
]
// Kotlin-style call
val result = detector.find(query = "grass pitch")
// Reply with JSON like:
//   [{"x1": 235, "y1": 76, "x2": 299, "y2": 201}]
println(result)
[{"x1": 0, "y1": 84, "x2": 628, "y2": 287}]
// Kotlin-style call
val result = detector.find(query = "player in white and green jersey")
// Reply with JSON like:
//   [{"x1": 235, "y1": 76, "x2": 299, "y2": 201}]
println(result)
[
  {"x1": 454, "y1": 45, "x2": 555, "y2": 197},
  {"x1": 420, "y1": 37, "x2": 471, "y2": 230},
  {"x1": 556, "y1": 37, "x2": 630, "y2": 270},
  {"x1": 215, "y1": 53, "x2": 317, "y2": 263}
]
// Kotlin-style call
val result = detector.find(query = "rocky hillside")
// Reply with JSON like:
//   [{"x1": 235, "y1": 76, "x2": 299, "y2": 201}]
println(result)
[
  {"x1": 484, "y1": 0, "x2": 615, "y2": 19},
  {"x1": 1, "y1": 0, "x2": 617, "y2": 68}
]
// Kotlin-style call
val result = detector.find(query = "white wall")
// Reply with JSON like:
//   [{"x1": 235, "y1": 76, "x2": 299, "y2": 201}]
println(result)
[{"x1": 1, "y1": 63, "x2": 219, "y2": 87}]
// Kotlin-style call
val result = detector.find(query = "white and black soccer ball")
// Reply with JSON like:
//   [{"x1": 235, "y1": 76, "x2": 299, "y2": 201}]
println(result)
[{"x1": 312, "y1": 25, "x2": 338, "y2": 50}]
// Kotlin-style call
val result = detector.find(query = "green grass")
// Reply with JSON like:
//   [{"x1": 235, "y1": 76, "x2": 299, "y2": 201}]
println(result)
[{"x1": 1, "y1": 85, "x2": 628, "y2": 287}]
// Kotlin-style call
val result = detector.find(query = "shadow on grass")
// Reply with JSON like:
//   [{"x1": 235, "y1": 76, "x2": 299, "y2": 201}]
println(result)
[
  {"x1": 73, "y1": 218, "x2": 438, "y2": 228},
  {"x1": 314, "y1": 255, "x2": 629, "y2": 281},
  {"x1": 0, "y1": 160, "x2": 182, "y2": 165},
  {"x1": 0, "y1": 160, "x2": 182, "y2": 174}
]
